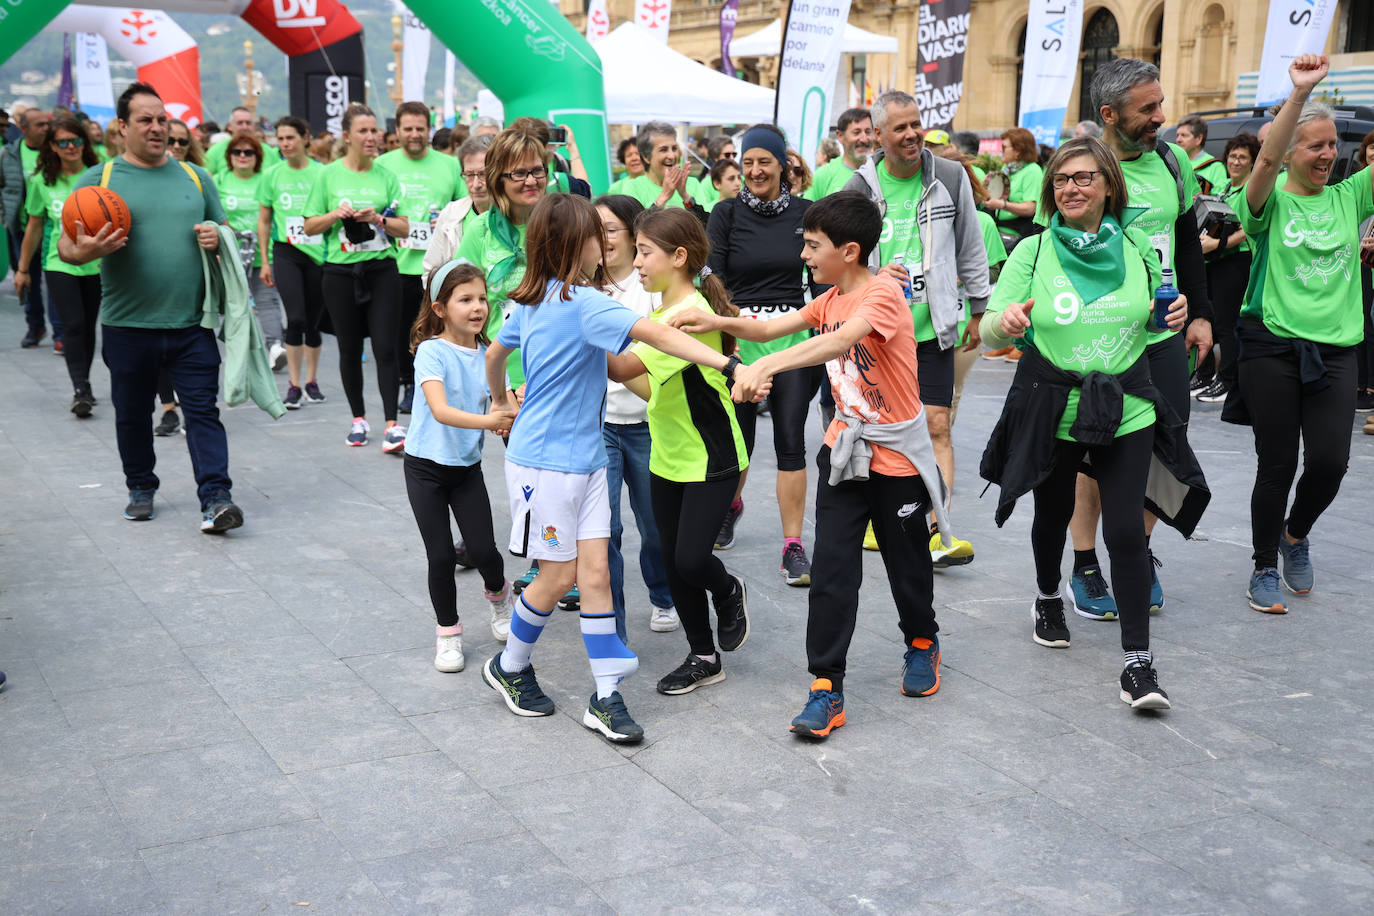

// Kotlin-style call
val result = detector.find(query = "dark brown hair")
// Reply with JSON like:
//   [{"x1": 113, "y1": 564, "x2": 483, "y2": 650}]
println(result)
[
  {"x1": 224, "y1": 130, "x2": 264, "y2": 174},
  {"x1": 38, "y1": 117, "x2": 98, "y2": 185},
  {"x1": 1357, "y1": 129, "x2": 1374, "y2": 168},
  {"x1": 168, "y1": 119, "x2": 206, "y2": 167},
  {"x1": 510, "y1": 194, "x2": 608, "y2": 305},
  {"x1": 395, "y1": 101, "x2": 430, "y2": 126},
  {"x1": 1001, "y1": 127, "x2": 1038, "y2": 164},
  {"x1": 411, "y1": 262, "x2": 489, "y2": 352},
  {"x1": 633, "y1": 208, "x2": 739, "y2": 355}
]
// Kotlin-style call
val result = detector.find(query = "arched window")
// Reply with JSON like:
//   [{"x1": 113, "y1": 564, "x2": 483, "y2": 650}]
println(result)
[
  {"x1": 1199, "y1": 4, "x2": 1226, "y2": 90},
  {"x1": 1145, "y1": 5, "x2": 1165, "y2": 69},
  {"x1": 1078, "y1": 8, "x2": 1120, "y2": 122},
  {"x1": 1014, "y1": 23, "x2": 1027, "y2": 119}
]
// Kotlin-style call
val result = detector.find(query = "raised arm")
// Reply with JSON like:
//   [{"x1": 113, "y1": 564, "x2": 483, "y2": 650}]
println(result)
[{"x1": 1249, "y1": 54, "x2": 1329, "y2": 215}]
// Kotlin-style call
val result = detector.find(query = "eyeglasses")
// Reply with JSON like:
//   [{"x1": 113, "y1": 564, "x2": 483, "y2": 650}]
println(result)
[
  {"x1": 461, "y1": 170, "x2": 487, "y2": 183},
  {"x1": 501, "y1": 167, "x2": 548, "y2": 182},
  {"x1": 230, "y1": 149, "x2": 257, "y2": 158},
  {"x1": 1051, "y1": 170, "x2": 1103, "y2": 189},
  {"x1": 53, "y1": 137, "x2": 85, "y2": 149},
  {"x1": 603, "y1": 226, "x2": 628, "y2": 236},
  {"x1": 167, "y1": 137, "x2": 191, "y2": 147}
]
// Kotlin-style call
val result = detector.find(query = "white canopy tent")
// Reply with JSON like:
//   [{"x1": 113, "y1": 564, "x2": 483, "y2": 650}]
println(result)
[
  {"x1": 727, "y1": 18, "x2": 899, "y2": 58},
  {"x1": 596, "y1": 23, "x2": 776, "y2": 124}
]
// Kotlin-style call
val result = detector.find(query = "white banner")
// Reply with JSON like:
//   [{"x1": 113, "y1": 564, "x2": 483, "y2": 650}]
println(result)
[
  {"x1": 1018, "y1": 0, "x2": 1084, "y2": 147},
  {"x1": 586, "y1": 0, "x2": 611, "y2": 44},
  {"x1": 634, "y1": 0, "x2": 671, "y2": 44},
  {"x1": 775, "y1": 0, "x2": 851, "y2": 168},
  {"x1": 401, "y1": 9, "x2": 431, "y2": 105},
  {"x1": 442, "y1": 50, "x2": 455, "y2": 127},
  {"x1": 75, "y1": 32, "x2": 116, "y2": 124},
  {"x1": 1255, "y1": 0, "x2": 1339, "y2": 105}
]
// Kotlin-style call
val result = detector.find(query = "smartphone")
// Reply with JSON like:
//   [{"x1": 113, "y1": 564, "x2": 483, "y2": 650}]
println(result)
[{"x1": 547, "y1": 126, "x2": 568, "y2": 145}]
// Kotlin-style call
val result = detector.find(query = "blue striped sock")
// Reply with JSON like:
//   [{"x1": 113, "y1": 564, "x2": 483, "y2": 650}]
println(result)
[
  {"x1": 580, "y1": 612, "x2": 638, "y2": 699},
  {"x1": 500, "y1": 595, "x2": 551, "y2": 673}
]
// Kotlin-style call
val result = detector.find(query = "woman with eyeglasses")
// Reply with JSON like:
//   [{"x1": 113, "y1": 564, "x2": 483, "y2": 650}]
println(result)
[
  {"x1": 425, "y1": 134, "x2": 494, "y2": 274},
  {"x1": 257, "y1": 115, "x2": 328, "y2": 409},
  {"x1": 980, "y1": 136, "x2": 1204, "y2": 712},
  {"x1": 14, "y1": 117, "x2": 101, "y2": 416},
  {"x1": 303, "y1": 103, "x2": 410, "y2": 450},
  {"x1": 985, "y1": 127, "x2": 1045, "y2": 242},
  {"x1": 706, "y1": 123, "x2": 821, "y2": 586},
  {"x1": 214, "y1": 132, "x2": 287, "y2": 369}
]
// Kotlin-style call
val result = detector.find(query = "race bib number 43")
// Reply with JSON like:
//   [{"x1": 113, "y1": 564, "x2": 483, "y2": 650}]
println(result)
[{"x1": 399, "y1": 219, "x2": 434, "y2": 250}]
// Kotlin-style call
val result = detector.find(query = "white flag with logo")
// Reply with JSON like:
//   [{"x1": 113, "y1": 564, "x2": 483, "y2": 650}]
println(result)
[
  {"x1": 775, "y1": 0, "x2": 851, "y2": 167},
  {"x1": 634, "y1": 0, "x2": 671, "y2": 43},
  {"x1": 443, "y1": 50, "x2": 455, "y2": 127},
  {"x1": 1018, "y1": 0, "x2": 1084, "y2": 147},
  {"x1": 1255, "y1": 0, "x2": 1339, "y2": 105},
  {"x1": 400, "y1": 8, "x2": 431, "y2": 104},
  {"x1": 586, "y1": 0, "x2": 611, "y2": 44},
  {"x1": 74, "y1": 32, "x2": 116, "y2": 124}
]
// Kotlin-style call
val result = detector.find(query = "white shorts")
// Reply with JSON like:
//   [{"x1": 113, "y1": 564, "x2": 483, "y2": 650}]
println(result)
[{"x1": 505, "y1": 460, "x2": 611, "y2": 561}]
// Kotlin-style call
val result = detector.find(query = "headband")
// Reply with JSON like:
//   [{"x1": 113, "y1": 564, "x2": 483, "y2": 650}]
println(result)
[
  {"x1": 429, "y1": 257, "x2": 472, "y2": 300},
  {"x1": 739, "y1": 126, "x2": 787, "y2": 165}
]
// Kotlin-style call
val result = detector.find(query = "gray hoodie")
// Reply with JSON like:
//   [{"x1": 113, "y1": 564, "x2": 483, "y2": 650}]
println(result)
[{"x1": 842, "y1": 148, "x2": 991, "y2": 350}]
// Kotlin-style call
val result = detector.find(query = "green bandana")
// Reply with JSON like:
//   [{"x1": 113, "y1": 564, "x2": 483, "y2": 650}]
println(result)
[
  {"x1": 485, "y1": 206, "x2": 525, "y2": 290},
  {"x1": 1048, "y1": 207, "x2": 1146, "y2": 305}
]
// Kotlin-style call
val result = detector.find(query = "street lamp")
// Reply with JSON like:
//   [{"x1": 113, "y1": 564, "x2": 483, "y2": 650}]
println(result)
[
  {"x1": 243, "y1": 39, "x2": 257, "y2": 113},
  {"x1": 390, "y1": 14, "x2": 404, "y2": 105}
]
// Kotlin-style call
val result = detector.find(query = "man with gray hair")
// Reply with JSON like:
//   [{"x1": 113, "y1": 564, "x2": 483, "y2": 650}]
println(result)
[
  {"x1": 617, "y1": 121, "x2": 705, "y2": 220},
  {"x1": 1, "y1": 106, "x2": 57, "y2": 348},
  {"x1": 1074, "y1": 120, "x2": 1103, "y2": 139},
  {"x1": 1062, "y1": 57, "x2": 1214, "y2": 622},
  {"x1": 843, "y1": 89, "x2": 990, "y2": 571},
  {"x1": 471, "y1": 116, "x2": 501, "y2": 139}
]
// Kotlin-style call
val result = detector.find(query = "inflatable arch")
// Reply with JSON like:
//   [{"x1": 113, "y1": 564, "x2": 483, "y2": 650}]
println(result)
[{"x1": 1, "y1": 0, "x2": 610, "y2": 188}]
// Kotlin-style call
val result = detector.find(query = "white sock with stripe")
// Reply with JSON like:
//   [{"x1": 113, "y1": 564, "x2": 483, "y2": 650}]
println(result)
[
  {"x1": 500, "y1": 595, "x2": 550, "y2": 673},
  {"x1": 580, "y1": 612, "x2": 638, "y2": 699}
]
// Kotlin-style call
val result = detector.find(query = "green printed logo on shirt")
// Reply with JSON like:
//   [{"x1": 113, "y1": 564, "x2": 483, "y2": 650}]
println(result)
[{"x1": 876, "y1": 162, "x2": 939, "y2": 341}]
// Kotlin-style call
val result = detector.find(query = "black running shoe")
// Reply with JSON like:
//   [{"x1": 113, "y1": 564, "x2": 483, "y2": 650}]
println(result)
[
  {"x1": 657, "y1": 654, "x2": 726, "y2": 695},
  {"x1": 123, "y1": 488, "x2": 156, "y2": 521},
  {"x1": 200, "y1": 496, "x2": 244, "y2": 533},
  {"x1": 713, "y1": 501, "x2": 742, "y2": 550},
  {"x1": 1188, "y1": 370, "x2": 1209, "y2": 394},
  {"x1": 1195, "y1": 378, "x2": 1228, "y2": 403},
  {"x1": 1032, "y1": 596, "x2": 1070, "y2": 648},
  {"x1": 715, "y1": 576, "x2": 750, "y2": 651},
  {"x1": 399, "y1": 383, "x2": 414, "y2": 414},
  {"x1": 155, "y1": 408, "x2": 181, "y2": 437},
  {"x1": 454, "y1": 540, "x2": 475, "y2": 570},
  {"x1": 781, "y1": 542, "x2": 812, "y2": 587},
  {"x1": 71, "y1": 388, "x2": 94, "y2": 418},
  {"x1": 482, "y1": 654, "x2": 555, "y2": 717},
  {"x1": 583, "y1": 691, "x2": 644, "y2": 744},
  {"x1": 1120, "y1": 663, "x2": 1171, "y2": 710}
]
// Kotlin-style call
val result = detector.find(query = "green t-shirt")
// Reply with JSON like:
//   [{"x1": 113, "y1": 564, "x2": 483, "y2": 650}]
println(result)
[
  {"x1": 691, "y1": 174, "x2": 717, "y2": 206},
  {"x1": 990, "y1": 227, "x2": 1161, "y2": 441},
  {"x1": 1119, "y1": 143, "x2": 1201, "y2": 344},
  {"x1": 304, "y1": 158, "x2": 401, "y2": 264},
  {"x1": 971, "y1": 163, "x2": 987, "y2": 185},
  {"x1": 1190, "y1": 151, "x2": 1228, "y2": 196},
  {"x1": 454, "y1": 208, "x2": 527, "y2": 387},
  {"x1": 24, "y1": 171, "x2": 99, "y2": 276},
  {"x1": 631, "y1": 292, "x2": 748, "y2": 483},
  {"x1": 257, "y1": 159, "x2": 325, "y2": 265},
  {"x1": 805, "y1": 159, "x2": 856, "y2": 200},
  {"x1": 376, "y1": 148, "x2": 463, "y2": 276},
  {"x1": 960, "y1": 210, "x2": 1007, "y2": 337},
  {"x1": 19, "y1": 142, "x2": 40, "y2": 178},
  {"x1": 620, "y1": 173, "x2": 690, "y2": 209},
  {"x1": 205, "y1": 138, "x2": 282, "y2": 178},
  {"x1": 75, "y1": 157, "x2": 225, "y2": 329},
  {"x1": 1240, "y1": 173, "x2": 1374, "y2": 347},
  {"x1": 996, "y1": 161, "x2": 1044, "y2": 234},
  {"x1": 876, "y1": 161, "x2": 938, "y2": 341},
  {"x1": 1216, "y1": 179, "x2": 1251, "y2": 258},
  {"x1": 214, "y1": 170, "x2": 267, "y2": 267}
]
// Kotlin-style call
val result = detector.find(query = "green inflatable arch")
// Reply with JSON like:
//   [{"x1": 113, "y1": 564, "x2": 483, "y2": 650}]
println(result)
[{"x1": 0, "y1": 0, "x2": 610, "y2": 189}]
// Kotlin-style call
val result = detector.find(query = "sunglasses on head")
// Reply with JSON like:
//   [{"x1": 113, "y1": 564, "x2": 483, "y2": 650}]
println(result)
[
  {"x1": 167, "y1": 136, "x2": 191, "y2": 147},
  {"x1": 53, "y1": 137, "x2": 85, "y2": 149}
]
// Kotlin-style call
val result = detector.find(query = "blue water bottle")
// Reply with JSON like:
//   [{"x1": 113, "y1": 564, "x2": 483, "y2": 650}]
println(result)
[
  {"x1": 1153, "y1": 267, "x2": 1178, "y2": 331},
  {"x1": 891, "y1": 253, "x2": 913, "y2": 300}
]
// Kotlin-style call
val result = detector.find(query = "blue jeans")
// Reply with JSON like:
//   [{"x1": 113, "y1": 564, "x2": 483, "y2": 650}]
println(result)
[
  {"x1": 10, "y1": 231, "x2": 59, "y2": 339},
  {"x1": 604, "y1": 421, "x2": 673, "y2": 643},
  {"x1": 102, "y1": 324, "x2": 232, "y2": 508}
]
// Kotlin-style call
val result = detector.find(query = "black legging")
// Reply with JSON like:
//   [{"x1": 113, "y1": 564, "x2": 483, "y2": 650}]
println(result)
[
  {"x1": 734, "y1": 364, "x2": 824, "y2": 471},
  {"x1": 1203, "y1": 252, "x2": 1252, "y2": 390},
  {"x1": 650, "y1": 473, "x2": 740, "y2": 656},
  {"x1": 1357, "y1": 266, "x2": 1374, "y2": 390},
  {"x1": 1033, "y1": 427, "x2": 1155, "y2": 652},
  {"x1": 1147, "y1": 331, "x2": 1190, "y2": 424},
  {"x1": 273, "y1": 242, "x2": 325, "y2": 348},
  {"x1": 322, "y1": 259, "x2": 402, "y2": 420},
  {"x1": 45, "y1": 271, "x2": 100, "y2": 390},
  {"x1": 1240, "y1": 346, "x2": 1356, "y2": 569},
  {"x1": 403, "y1": 454, "x2": 504, "y2": 627},
  {"x1": 398, "y1": 273, "x2": 424, "y2": 387}
]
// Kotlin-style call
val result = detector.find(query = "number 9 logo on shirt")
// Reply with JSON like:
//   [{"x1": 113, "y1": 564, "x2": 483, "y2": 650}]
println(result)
[
  {"x1": 1053, "y1": 291, "x2": 1080, "y2": 325},
  {"x1": 879, "y1": 217, "x2": 894, "y2": 245}
]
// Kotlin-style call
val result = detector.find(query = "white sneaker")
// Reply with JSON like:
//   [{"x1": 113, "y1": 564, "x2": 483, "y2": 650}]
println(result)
[
  {"x1": 268, "y1": 342, "x2": 286, "y2": 371},
  {"x1": 434, "y1": 634, "x2": 465, "y2": 672},
  {"x1": 382, "y1": 424, "x2": 406, "y2": 454},
  {"x1": 487, "y1": 581, "x2": 513, "y2": 642},
  {"x1": 650, "y1": 605, "x2": 680, "y2": 632}
]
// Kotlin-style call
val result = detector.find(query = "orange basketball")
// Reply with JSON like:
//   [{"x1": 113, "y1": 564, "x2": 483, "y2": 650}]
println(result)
[{"x1": 61, "y1": 186, "x2": 132, "y2": 240}]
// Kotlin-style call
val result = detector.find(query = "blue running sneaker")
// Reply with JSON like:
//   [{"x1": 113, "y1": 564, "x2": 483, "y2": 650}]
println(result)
[
  {"x1": 1071, "y1": 564, "x2": 1117, "y2": 620},
  {"x1": 901, "y1": 637, "x2": 941, "y2": 696},
  {"x1": 1247, "y1": 567, "x2": 1287, "y2": 614},
  {"x1": 1148, "y1": 551, "x2": 1165, "y2": 614},
  {"x1": 557, "y1": 585, "x2": 580, "y2": 612},
  {"x1": 1277, "y1": 535, "x2": 1314, "y2": 595},
  {"x1": 790, "y1": 679, "x2": 845, "y2": 738},
  {"x1": 512, "y1": 564, "x2": 539, "y2": 596},
  {"x1": 482, "y1": 654, "x2": 555, "y2": 717},
  {"x1": 583, "y1": 691, "x2": 644, "y2": 744}
]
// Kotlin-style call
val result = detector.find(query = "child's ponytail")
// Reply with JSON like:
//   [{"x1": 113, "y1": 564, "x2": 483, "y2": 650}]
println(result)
[
  {"x1": 637, "y1": 208, "x2": 740, "y2": 355},
  {"x1": 696, "y1": 267, "x2": 739, "y2": 355}
]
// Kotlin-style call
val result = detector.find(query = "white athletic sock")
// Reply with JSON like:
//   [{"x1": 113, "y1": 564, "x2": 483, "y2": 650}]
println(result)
[
  {"x1": 1038, "y1": 591, "x2": 1061, "y2": 601},
  {"x1": 580, "y1": 612, "x2": 638, "y2": 699},
  {"x1": 500, "y1": 595, "x2": 550, "y2": 673},
  {"x1": 1124, "y1": 650, "x2": 1152, "y2": 669}
]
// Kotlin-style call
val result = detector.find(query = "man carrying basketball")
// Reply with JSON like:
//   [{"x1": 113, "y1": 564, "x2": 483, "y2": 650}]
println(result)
[{"x1": 59, "y1": 82, "x2": 242, "y2": 533}]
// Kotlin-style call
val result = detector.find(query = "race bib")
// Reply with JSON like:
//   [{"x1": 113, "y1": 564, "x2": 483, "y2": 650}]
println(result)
[
  {"x1": 285, "y1": 216, "x2": 323, "y2": 247},
  {"x1": 340, "y1": 224, "x2": 390, "y2": 253},
  {"x1": 739, "y1": 304, "x2": 799, "y2": 318},
  {"x1": 399, "y1": 218, "x2": 434, "y2": 250},
  {"x1": 907, "y1": 261, "x2": 928, "y2": 306}
]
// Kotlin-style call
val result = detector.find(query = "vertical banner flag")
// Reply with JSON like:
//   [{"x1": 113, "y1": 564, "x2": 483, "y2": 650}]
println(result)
[
  {"x1": 58, "y1": 34, "x2": 75, "y2": 110},
  {"x1": 1255, "y1": 0, "x2": 1339, "y2": 105},
  {"x1": 1018, "y1": 0, "x2": 1084, "y2": 147},
  {"x1": 74, "y1": 32, "x2": 116, "y2": 124},
  {"x1": 400, "y1": 8, "x2": 431, "y2": 104},
  {"x1": 635, "y1": 0, "x2": 672, "y2": 43},
  {"x1": 719, "y1": 0, "x2": 739, "y2": 76},
  {"x1": 443, "y1": 49, "x2": 456, "y2": 127},
  {"x1": 775, "y1": 0, "x2": 852, "y2": 168},
  {"x1": 913, "y1": 0, "x2": 970, "y2": 130},
  {"x1": 586, "y1": 0, "x2": 611, "y2": 43}
]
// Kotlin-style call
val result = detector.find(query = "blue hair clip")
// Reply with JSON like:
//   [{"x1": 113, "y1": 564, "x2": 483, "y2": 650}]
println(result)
[{"x1": 429, "y1": 257, "x2": 473, "y2": 300}]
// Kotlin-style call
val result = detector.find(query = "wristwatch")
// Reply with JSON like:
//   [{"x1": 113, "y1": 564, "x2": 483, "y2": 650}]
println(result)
[{"x1": 722, "y1": 354, "x2": 741, "y2": 380}]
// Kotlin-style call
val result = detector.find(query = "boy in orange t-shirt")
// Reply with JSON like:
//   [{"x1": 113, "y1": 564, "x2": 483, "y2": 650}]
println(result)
[{"x1": 671, "y1": 192, "x2": 940, "y2": 740}]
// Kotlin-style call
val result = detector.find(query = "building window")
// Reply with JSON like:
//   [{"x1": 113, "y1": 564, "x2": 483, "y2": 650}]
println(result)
[
  {"x1": 1078, "y1": 8, "x2": 1120, "y2": 122},
  {"x1": 1346, "y1": 0, "x2": 1374, "y2": 53},
  {"x1": 1146, "y1": 5, "x2": 1164, "y2": 69}
]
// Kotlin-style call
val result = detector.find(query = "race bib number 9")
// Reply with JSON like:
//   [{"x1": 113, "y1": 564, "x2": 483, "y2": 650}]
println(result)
[{"x1": 285, "y1": 216, "x2": 323, "y2": 247}]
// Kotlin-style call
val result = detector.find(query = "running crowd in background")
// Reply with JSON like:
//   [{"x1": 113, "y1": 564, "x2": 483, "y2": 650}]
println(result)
[{"x1": 1, "y1": 53, "x2": 1369, "y2": 744}]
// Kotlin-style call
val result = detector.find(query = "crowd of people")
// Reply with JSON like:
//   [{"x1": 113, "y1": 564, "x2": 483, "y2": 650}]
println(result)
[{"x1": 1, "y1": 52, "x2": 1369, "y2": 742}]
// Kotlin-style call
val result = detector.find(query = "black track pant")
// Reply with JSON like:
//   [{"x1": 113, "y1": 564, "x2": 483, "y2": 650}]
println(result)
[
  {"x1": 1202, "y1": 252, "x2": 1251, "y2": 390},
  {"x1": 650, "y1": 473, "x2": 739, "y2": 656},
  {"x1": 1240, "y1": 347, "x2": 1356, "y2": 569},
  {"x1": 45, "y1": 271, "x2": 100, "y2": 390},
  {"x1": 807, "y1": 446, "x2": 936, "y2": 693},
  {"x1": 404, "y1": 454, "x2": 504, "y2": 627},
  {"x1": 398, "y1": 273, "x2": 424, "y2": 387},
  {"x1": 735, "y1": 364, "x2": 824, "y2": 472},
  {"x1": 273, "y1": 242, "x2": 325, "y2": 348},
  {"x1": 1033, "y1": 427, "x2": 1155, "y2": 652},
  {"x1": 322, "y1": 259, "x2": 402, "y2": 421}
]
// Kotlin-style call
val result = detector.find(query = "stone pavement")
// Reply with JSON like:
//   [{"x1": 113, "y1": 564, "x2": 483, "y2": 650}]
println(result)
[{"x1": 2, "y1": 293, "x2": 1373, "y2": 914}]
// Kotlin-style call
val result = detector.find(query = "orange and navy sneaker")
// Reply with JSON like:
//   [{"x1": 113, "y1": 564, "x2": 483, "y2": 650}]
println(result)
[
  {"x1": 790, "y1": 678, "x2": 845, "y2": 738},
  {"x1": 901, "y1": 636, "x2": 940, "y2": 697}
]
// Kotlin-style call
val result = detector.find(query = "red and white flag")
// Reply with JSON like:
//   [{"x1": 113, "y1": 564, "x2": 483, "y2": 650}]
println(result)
[
  {"x1": 586, "y1": 0, "x2": 611, "y2": 44},
  {"x1": 634, "y1": 0, "x2": 671, "y2": 43}
]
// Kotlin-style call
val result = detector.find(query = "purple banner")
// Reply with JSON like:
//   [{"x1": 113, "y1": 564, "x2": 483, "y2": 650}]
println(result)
[
  {"x1": 719, "y1": 0, "x2": 739, "y2": 76},
  {"x1": 58, "y1": 33, "x2": 74, "y2": 109}
]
